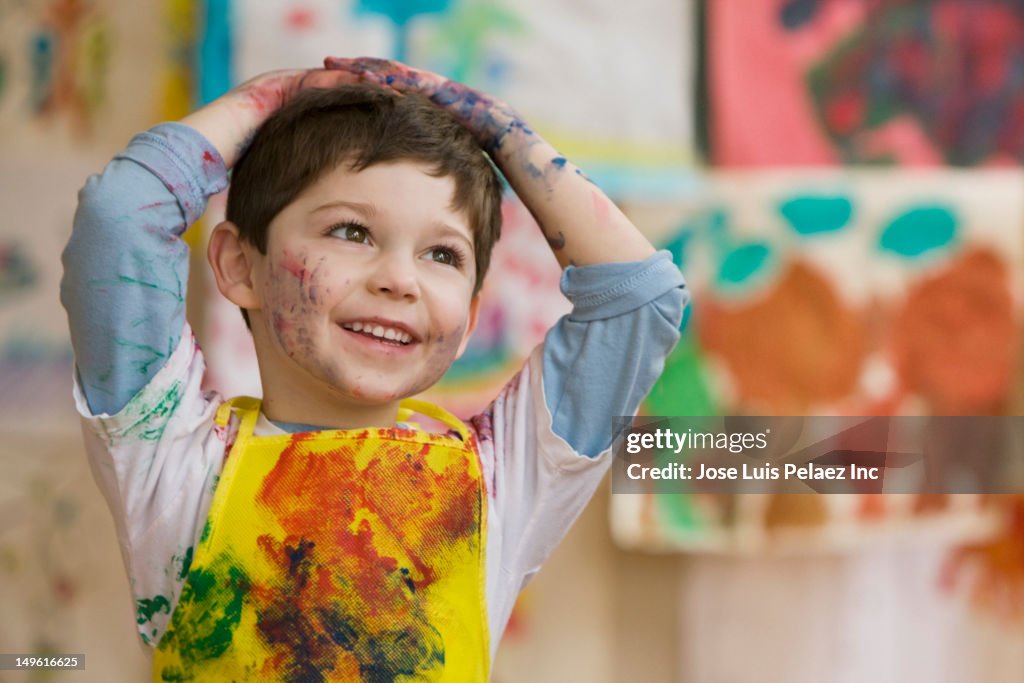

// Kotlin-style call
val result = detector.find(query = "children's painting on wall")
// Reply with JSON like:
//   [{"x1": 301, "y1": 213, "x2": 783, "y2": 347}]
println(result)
[
  {"x1": 613, "y1": 169, "x2": 1024, "y2": 555},
  {"x1": 710, "y1": 0, "x2": 1024, "y2": 167},
  {"x1": 223, "y1": 0, "x2": 696, "y2": 197}
]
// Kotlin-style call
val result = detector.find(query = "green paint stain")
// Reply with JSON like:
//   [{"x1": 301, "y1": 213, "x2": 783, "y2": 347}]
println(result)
[
  {"x1": 176, "y1": 547, "x2": 194, "y2": 581},
  {"x1": 200, "y1": 520, "x2": 212, "y2": 544},
  {"x1": 137, "y1": 594, "x2": 172, "y2": 625},
  {"x1": 428, "y1": 2, "x2": 524, "y2": 85},
  {"x1": 158, "y1": 556, "x2": 250, "y2": 678},
  {"x1": 115, "y1": 274, "x2": 185, "y2": 301},
  {"x1": 879, "y1": 205, "x2": 958, "y2": 258},
  {"x1": 129, "y1": 380, "x2": 183, "y2": 441},
  {"x1": 644, "y1": 336, "x2": 716, "y2": 417},
  {"x1": 778, "y1": 195, "x2": 853, "y2": 234},
  {"x1": 113, "y1": 337, "x2": 167, "y2": 376},
  {"x1": 718, "y1": 243, "x2": 772, "y2": 286}
]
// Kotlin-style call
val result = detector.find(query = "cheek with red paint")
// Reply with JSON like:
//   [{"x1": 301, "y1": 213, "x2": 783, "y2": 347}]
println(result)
[{"x1": 263, "y1": 250, "x2": 327, "y2": 359}]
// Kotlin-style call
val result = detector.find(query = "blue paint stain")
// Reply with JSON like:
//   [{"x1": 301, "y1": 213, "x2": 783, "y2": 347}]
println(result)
[
  {"x1": 778, "y1": 195, "x2": 853, "y2": 235},
  {"x1": 30, "y1": 31, "x2": 54, "y2": 112},
  {"x1": 780, "y1": 0, "x2": 822, "y2": 29},
  {"x1": 551, "y1": 156, "x2": 567, "y2": 169},
  {"x1": 879, "y1": 205, "x2": 958, "y2": 258},
  {"x1": 718, "y1": 243, "x2": 773, "y2": 286},
  {"x1": 400, "y1": 567, "x2": 416, "y2": 593}
]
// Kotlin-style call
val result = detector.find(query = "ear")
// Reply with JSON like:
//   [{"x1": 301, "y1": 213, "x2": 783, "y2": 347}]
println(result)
[
  {"x1": 207, "y1": 221, "x2": 262, "y2": 310},
  {"x1": 455, "y1": 294, "x2": 482, "y2": 360}
]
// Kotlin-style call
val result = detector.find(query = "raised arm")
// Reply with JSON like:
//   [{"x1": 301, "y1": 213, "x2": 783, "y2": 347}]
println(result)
[
  {"x1": 323, "y1": 57, "x2": 655, "y2": 269},
  {"x1": 62, "y1": 69, "x2": 350, "y2": 415}
]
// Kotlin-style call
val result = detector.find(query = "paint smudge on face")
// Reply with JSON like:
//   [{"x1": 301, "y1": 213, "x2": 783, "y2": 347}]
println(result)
[{"x1": 279, "y1": 251, "x2": 309, "y2": 285}]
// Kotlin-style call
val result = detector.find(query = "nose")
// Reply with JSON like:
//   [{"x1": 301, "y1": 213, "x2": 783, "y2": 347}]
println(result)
[{"x1": 366, "y1": 252, "x2": 421, "y2": 301}]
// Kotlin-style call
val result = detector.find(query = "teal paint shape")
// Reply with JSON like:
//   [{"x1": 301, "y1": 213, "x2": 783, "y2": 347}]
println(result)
[
  {"x1": 355, "y1": 0, "x2": 455, "y2": 62},
  {"x1": 426, "y1": 2, "x2": 523, "y2": 85},
  {"x1": 199, "y1": 0, "x2": 233, "y2": 105},
  {"x1": 718, "y1": 243, "x2": 772, "y2": 286},
  {"x1": 778, "y1": 195, "x2": 853, "y2": 235},
  {"x1": 879, "y1": 205, "x2": 958, "y2": 258},
  {"x1": 30, "y1": 31, "x2": 53, "y2": 112},
  {"x1": 662, "y1": 229, "x2": 693, "y2": 272}
]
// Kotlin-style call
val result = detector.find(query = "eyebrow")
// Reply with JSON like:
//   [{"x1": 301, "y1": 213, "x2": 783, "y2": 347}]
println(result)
[
  {"x1": 432, "y1": 221, "x2": 475, "y2": 248},
  {"x1": 310, "y1": 200, "x2": 378, "y2": 218}
]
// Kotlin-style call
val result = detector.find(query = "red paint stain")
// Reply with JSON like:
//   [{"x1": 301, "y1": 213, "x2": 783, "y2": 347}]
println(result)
[
  {"x1": 285, "y1": 6, "x2": 317, "y2": 31},
  {"x1": 279, "y1": 251, "x2": 309, "y2": 285},
  {"x1": 591, "y1": 189, "x2": 612, "y2": 227},
  {"x1": 940, "y1": 496, "x2": 1024, "y2": 622}
]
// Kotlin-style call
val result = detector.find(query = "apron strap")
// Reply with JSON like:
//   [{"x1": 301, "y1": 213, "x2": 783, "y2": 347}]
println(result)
[
  {"x1": 398, "y1": 398, "x2": 473, "y2": 443},
  {"x1": 213, "y1": 396, "x2": 262, "y2": 440},
  {"x1": 214, "y1": 395, "x2": 471, "y2": 442}
]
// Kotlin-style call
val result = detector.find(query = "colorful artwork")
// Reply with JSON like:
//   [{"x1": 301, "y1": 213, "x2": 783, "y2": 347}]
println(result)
[
  {"x1": 223, "y1": 0, "x2": 696, "y2": 199},
  {"x1": 154, "y1": 398, "x2": 487, "y2": 681},
  {"x1": 613, "y1": 169, "x2": 1024, "y2": 554},
  {"x1": 711, "y1": 0, "x2": 1024, "y2": 166},
  {"x1": 0, "y1": 0, "x2": 170, "y2": 153}
]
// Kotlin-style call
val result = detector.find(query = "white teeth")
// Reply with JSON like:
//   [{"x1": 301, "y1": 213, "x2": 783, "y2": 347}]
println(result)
[{"x1": 343, "y1": 321, "x2": 413, "y2": 344}]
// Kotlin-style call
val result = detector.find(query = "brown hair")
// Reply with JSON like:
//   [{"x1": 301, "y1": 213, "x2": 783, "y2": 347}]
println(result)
[{"x1": 227, "y1": 85, "x2": 503, "y2": 298}]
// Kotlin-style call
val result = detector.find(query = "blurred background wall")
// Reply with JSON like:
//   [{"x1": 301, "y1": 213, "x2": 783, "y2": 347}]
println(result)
[{"x1": 1, "y1": 0, "x2": 1023, "y2": 681}]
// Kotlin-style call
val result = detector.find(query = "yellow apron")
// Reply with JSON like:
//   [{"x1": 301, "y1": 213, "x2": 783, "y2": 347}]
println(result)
[{"x1": 153, "y1": 397, "x2": 489, "y2": 682}]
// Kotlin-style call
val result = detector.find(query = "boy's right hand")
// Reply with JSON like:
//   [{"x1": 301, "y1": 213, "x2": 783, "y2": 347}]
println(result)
[{"x1": 179, "y1": 69, "x2": 358, "y2": 168}]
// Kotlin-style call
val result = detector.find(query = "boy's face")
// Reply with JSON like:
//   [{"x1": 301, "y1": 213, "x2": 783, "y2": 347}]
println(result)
[{"x1": 246, "y1": 160, "x2": 480, "y2": 408}]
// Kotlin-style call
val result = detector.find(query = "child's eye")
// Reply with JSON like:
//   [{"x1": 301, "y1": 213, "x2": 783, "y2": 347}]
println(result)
[
  {"x1": 427, "y1": 246, "x2": 464, "y2": 268},
  {"x1": 329, "y1": 222, "x2": 370, "y2": 243}
]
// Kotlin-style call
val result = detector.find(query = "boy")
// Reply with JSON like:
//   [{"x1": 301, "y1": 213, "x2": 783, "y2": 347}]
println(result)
[{"x1": 62, "y1": 58, "x2": 687, "y2": 681}]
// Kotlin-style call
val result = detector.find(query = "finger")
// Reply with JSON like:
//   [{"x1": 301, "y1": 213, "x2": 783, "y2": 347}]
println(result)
[{"x1": 299, "y1": 69, "x2": 365, "y2": 89}]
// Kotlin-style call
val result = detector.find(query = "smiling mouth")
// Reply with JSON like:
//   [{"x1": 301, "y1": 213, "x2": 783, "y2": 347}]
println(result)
[{"x1": 341, "y1": 321, "x2": 414, "y2": 346}]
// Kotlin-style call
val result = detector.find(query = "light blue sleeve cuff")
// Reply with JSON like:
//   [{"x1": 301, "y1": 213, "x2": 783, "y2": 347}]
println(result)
[{"x1": 542, "y1": 250, "x2": 689, "y2": 457}]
